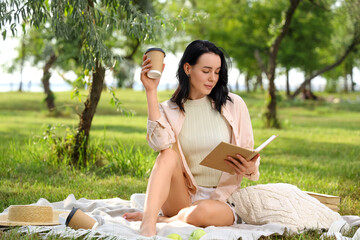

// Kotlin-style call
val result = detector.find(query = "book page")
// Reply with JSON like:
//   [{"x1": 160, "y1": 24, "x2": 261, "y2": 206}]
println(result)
[{"x1": 255, "y1": 135, "x2": 277, "y2": 152}]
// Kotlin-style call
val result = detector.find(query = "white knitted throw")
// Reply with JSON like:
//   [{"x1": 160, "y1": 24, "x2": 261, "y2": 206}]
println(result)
[{"x1": 228, "y1": 183, "x2": 342, "y2": 232}]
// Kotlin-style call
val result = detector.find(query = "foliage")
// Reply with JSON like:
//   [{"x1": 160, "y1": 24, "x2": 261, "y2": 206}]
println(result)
[
  {"x1": 278, "y1": 0, "x2": 335, "y2": 75},
  {"x1": 30, "y1": 123, "x2": 156, "y2": 176},
  {"x1": 0, "y1": 0, "x2": 184, "y2": 165},
  {"x1": 1, "y1": 0, "x2": 169, "y2": 75}
]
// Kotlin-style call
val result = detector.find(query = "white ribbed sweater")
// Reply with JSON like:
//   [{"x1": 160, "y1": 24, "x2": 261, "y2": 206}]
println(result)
[{"x1": 178, "y1": 96, "x2": 231, "y2": 187}]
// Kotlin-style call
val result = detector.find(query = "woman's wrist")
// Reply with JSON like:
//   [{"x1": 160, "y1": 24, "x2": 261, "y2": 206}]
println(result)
[{"x1": 146, "y1": 89, "x2": 160, "y2": 121}]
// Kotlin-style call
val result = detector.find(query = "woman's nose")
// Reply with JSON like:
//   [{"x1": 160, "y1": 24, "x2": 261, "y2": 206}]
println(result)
[{"x1": 209, "y1": 72, "x2": 216, "y2": 81}]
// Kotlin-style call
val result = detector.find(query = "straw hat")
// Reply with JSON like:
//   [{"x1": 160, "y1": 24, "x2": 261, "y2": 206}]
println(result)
[{"x1": 0, "y1": 205, "x2": 67, "y2": 226}]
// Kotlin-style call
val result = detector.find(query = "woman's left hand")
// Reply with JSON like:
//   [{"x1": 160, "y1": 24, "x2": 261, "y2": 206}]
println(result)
[{"x1": 224, "y1": 153, "x2": 259, "y2": 176}]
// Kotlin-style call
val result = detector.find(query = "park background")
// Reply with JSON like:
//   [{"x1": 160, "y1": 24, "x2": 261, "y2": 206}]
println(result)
[{"x1": 1, "y1": 0, "x2": 360, "y2": 239}]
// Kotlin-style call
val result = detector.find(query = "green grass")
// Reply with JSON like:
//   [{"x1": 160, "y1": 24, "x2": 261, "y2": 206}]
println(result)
[{"x1": 0, "y1": 89, "x2": 359, "y2": 239}]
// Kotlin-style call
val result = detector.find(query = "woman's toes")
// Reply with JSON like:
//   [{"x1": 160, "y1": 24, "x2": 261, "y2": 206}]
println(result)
[{"x1": 123, "y1": 212, "x2": 143, "y2": 221}]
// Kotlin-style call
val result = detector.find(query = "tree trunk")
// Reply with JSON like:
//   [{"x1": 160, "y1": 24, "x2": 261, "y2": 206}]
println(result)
[
  {"x1": 245, "y1": 72, "x2": 250, "y2": 92},
  {"x1": 253, "y1": 72, "x2": 262, "y2": 92},
  {"x1": 307, "y1": 73, "x2": 312, "y2": 92},
  {"x1": 253, "y1": 77, "x2": 258, "y2": 92},
  {"x1": 257, "y1": 72, "x2": 264, "y2": 92},
  {"x1": 286, "y1": 68, "x2": 290, "y2": 98},
  {"x1": 344, "y1": 72, "x2": 348, "y2": 93},
  {"x1": 350, "y1": 67, "x2": 355, "y2": 92},
  {"x1": 264, "y1": 74, "x2": 278, "y2": 128},
  {"x1": 235, "y1": 72, "x2": 240, "y2": 91},
  {"x1": 18, "y1": 80, "x2": 23, "y2": 92},
  {"x1": 18, "y1": 33, "x2": 25, "y2": 92},
  {"x1": 290, "y1": 40, "x2": 358, "y2": 99},
  {"x1": 262, "y1": 0, "x2": 300, "y2": 128},
  {"x1": 41, "y1": 53, "x2": 57, "y2": 111},
  {"x1": 71, "y1": 61, "x2": 105, "y2": 166}
]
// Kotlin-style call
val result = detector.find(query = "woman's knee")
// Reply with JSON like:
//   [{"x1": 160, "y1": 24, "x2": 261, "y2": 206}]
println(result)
[
  {"x1": 155, "y1": 148, "x2": 180, "y2": 169},
  {"x1": 179, "y1": 201, "x2": 233, "y2": 227},
  {"x1": 180, "y1": 201, "x2": 211, "y2": 226}
]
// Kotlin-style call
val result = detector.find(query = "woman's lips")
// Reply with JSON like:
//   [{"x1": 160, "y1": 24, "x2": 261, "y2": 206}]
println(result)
[{"x1": 204, "y1": 84, "x2": 213, "y2": 89}]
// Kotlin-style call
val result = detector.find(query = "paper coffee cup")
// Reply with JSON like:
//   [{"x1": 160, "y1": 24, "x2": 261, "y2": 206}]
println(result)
[
  {"x1": 145, "y1": 48, "x2": 166, "y2": 79},
  {"x1": 65, "y1": 207, "x2": 97, "y2": 230}
]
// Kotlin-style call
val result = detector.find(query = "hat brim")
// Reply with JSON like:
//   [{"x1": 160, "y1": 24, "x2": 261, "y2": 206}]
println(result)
[{"x1": 0, "y1": 210, "x2": 69, "y2": 226}]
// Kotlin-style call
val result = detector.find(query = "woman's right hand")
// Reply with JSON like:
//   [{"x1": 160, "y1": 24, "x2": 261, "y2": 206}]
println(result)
[{"x1": 140, "y1": 55, "x2": 164, "y2": 92}]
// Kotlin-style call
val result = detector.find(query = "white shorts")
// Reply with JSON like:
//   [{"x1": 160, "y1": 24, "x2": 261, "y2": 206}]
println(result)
[{"x1": 191, "y1": 186, "x2": 242, "y2": 225}]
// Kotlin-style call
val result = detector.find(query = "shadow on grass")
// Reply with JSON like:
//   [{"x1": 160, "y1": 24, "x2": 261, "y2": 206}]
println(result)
[
  {"x1": 275, "y1": 136, "x2": 359, "y2": 158},
  {"x1": 0, "y1": 131, "x2": 30, "y2": 144},
  {"x1": 279, "y1": 99, "x2": 360, "y2": 113},
  {"x1": 286, "y1": 114, "x2": 360, "y2": 131},
  {"x1": 91, "y1": 124, "x2": 146, "y2": 134},
  {"x1": 264, "y1": 137, "x2": 360, "y2": 181}
]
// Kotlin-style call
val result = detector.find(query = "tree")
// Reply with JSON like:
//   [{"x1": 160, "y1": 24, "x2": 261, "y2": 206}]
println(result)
[
  {"x1": 289, "y1": 0, "x2": 360, "y2": 99},
  {"x1": 179, "y1": 0, "x2": 301, "y2": 127},
  {"x1": 7, "y1": 21, "x2": 84, "y2": 112},
  {"x1": 0, "y1": 0, "x2": 169, "y2": 165},
  {"x1": 278, "y1": 0, "x2": 334, "y2": 97},
  {"x1": 255, "y1": 0, "x2": 301, "y2": 128},
  {"x1": 323, "y1": 51, "x2": 360, "y2": 92}
]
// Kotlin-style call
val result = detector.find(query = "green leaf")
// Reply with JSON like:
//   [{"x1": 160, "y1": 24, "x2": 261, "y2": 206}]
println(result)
[
  {"x1": 21, "y1": 23, "x2": 26, "y2": 34},
  {"x1": 1, "y1": 30, "x2": 6, "y2": 40}
]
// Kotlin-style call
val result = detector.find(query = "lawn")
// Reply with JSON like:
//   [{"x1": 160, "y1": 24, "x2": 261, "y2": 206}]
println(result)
[{"x1": 0, "y1": 89, "x2": 359, "y2": 239}]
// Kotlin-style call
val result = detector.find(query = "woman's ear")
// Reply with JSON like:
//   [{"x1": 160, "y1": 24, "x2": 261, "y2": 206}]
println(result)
[{"x1": 183, "y1": 63, "x2": 191, "y2": 76}]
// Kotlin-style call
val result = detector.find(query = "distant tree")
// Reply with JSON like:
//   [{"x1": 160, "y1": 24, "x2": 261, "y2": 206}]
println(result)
[
  {"x1": 278, "y1": 0, "x2": 334, "y2": 97},
  {"x1": 0, "y1": 1, "x2": 171, "y2": 165},
  {"x1": 8, "y1": 22, "x2": 83, "y2": 112},
  {"x1": 323, "y1": 51, "x2": 360, "y2": 92},
  {"x1": 290, "y1": 0, "x2": 360, "y2": 99}
]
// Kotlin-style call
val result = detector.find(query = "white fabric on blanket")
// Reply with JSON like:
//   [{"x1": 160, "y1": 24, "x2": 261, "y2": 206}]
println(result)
[{"x1": 1, "y1": 193, "x2": 360, "y2": 240}]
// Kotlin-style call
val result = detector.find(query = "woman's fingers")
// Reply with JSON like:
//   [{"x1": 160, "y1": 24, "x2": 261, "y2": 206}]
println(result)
[
  {"x1": 224, "y1": 160, "x2": 241, "y2": 174},
  {"x1": 249, "y1": 153, "x2": 260, "y2": 162},
  {"x1": 225, "y1": 156, "x2": 246, "y2": 174},
  {"x1": 224, "y1": 153, "x2": 257, "y2": 175}
]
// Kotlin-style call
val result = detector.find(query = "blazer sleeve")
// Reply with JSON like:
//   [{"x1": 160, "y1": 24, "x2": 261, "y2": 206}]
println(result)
[
  {"x1": 236, "y1": 96, "x2": 260, "y2": 181},
  {"x1": 146, "y1": 104, "x2": 176, "y2": 152}
]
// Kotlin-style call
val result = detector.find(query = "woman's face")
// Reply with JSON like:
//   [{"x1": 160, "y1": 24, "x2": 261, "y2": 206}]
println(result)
[{"x1": 185, "y1": 52, "x2": 221, "y2": 100}]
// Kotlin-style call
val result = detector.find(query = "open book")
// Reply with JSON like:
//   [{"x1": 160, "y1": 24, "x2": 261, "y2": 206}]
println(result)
[
  {"x1": 304, "y1": 191, "x2": 340, "y2": 212},
  {"x1": 200, "y1": 135, "x2": 277, "y2": 174}
]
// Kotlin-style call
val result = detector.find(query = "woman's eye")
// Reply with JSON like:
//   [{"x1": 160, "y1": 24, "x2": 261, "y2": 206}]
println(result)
[{"x1": 203, "y1": 71, "x2": 209, "y2": 74}]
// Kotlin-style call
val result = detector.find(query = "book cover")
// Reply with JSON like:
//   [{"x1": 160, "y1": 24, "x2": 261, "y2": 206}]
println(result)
[{"x1": 200, "y1": 135, "x2": 277, "y2": 174}]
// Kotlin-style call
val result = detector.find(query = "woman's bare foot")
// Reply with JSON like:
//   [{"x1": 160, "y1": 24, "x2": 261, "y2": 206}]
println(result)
[
  {"x1": 122, "y1": 211, "x2": 172, "y2": 236},
  {"x1": 122, "y1": 211, "x2": 143, "y2": 221}
]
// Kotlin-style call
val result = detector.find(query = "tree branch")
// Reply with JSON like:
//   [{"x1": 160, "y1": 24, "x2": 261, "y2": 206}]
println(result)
[
  {"x1": 290, "y1": 38, "x2": 359, "y2": 99},
  {"x1": 254, "y1": 49, "x2": 267, "y2": 75},
  {"x1": 267, "y1": 0, "x2": 301, "y2": 80},
  {"x1": 124, "y1": 39, "x2": 140, "y2": 60}
]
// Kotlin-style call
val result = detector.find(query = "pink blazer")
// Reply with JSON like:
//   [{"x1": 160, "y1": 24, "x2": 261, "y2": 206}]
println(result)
[{"x1": 147, "y1": 92, "x2": 260, "y2": 202}]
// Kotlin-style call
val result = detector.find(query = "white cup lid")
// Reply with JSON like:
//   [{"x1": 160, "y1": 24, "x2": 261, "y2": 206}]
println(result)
[{"x1": 147, "y1": 70, "x2": 162, "y2": 79}]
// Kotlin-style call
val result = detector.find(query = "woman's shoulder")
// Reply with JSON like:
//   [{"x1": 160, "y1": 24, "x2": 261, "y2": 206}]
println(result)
[
  {"x1": 160, "y1": 99, "x2": 178, "y2": 108},
  {"x1": 227, "y1": 92, "x2": 246, "y2": 107}
]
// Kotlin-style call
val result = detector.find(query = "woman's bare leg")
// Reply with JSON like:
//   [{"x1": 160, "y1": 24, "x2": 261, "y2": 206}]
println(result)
[
  {"x1": 125, "y1": 199, "x2": 234, "y2": 227},
  {"x1": 124, "y1": 148, "x2": 191, "y2": 236},
  {"x1": 159, "y1": 199, "x2": 234, "y2": 227}
]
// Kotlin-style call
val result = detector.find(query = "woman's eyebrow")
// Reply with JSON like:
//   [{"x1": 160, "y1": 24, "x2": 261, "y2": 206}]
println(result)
[{"x1": 203, "y1": 66, "x2": 221, "y2": 69}]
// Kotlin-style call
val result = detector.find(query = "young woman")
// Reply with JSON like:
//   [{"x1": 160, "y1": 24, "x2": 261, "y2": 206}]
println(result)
[{"x1": 123, "y1": 40, "x2": 260, "y2": 236}]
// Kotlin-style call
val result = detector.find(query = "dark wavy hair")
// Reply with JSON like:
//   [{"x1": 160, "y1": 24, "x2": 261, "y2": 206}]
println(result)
[{"x1": 170, "y1": 40, "x2": 232, "y2": 113}]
